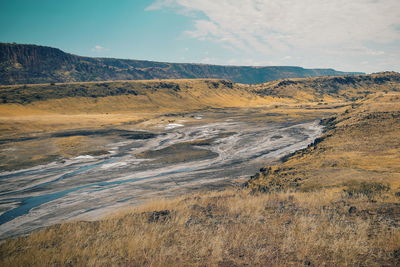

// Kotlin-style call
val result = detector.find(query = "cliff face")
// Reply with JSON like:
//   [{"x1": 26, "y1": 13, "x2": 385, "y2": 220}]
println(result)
[{"x1": 0, "y1": 43, "x2": 363, "y2": 85}]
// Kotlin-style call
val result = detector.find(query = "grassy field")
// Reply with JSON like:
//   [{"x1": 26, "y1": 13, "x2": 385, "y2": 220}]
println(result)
[
  {"x1": 0, "y1": 74, "x2": 399, "y2": 266},
  {"x1": 0, "y1": 187, "x2": 398, "y2": 266}
]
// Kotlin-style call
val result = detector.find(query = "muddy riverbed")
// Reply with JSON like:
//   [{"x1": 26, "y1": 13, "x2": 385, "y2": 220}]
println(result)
[{"x1": 0, "y1": 108, "x2": 323, "y2": 239}]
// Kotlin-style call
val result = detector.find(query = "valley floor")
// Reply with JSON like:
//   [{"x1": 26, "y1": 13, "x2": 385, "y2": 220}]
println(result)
[
  {"x1": 0, "y1": 107, "x2": 327, "y2": 239},
  {"x1": 0, "y1": 92, "x2": 399, "y2": 266}
]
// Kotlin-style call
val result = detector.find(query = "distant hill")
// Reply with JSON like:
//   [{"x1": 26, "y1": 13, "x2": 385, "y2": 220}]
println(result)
[
  {"x1": 246, "y1": 71, "x2": 400, "y2": 102},
  {"x1": 0, "y1": 43, "x2": 363, "y2": 85}
]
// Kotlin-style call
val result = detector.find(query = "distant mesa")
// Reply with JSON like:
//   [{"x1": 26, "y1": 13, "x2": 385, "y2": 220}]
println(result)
[{"x1": 0, "y1": 43, "x2": 363, "y2": 85}]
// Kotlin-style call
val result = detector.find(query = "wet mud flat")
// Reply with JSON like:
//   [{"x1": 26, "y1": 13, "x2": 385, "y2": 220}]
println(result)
[{"x1": 0, "y1": 108, "x2": 324, "y2": 239}]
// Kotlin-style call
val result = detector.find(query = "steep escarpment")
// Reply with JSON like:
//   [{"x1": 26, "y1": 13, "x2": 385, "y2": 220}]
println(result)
[{"x1": 0, "y1": 43, "x2": 362, "y2": 85}]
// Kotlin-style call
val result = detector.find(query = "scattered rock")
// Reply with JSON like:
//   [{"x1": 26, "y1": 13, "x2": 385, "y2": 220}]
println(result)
[
  {"x1": 270, "y1": 135, "x2": 283, "y2": 140},
  {"x1": 189, "y1": 204, "x2": 216, "y2": 217},
  {"x1": 218, "y1": 260, "x2": 239, "y2": 267},
  {"x1": 189, "y1": 204, "x2": 203, "y2": 211},
  {"x1": 277, "y1": 80, "x2": 298, "y2": 87},
  {"x1": 184, "y1": 216, "x2": 198, "y2": 227},
  {"x1": 393, "y1": 248, "x2": 400, "y2": 265},
  {"x1": 64, "y1": 259, "x2": 74, "y2": 267},
  {"x1": 258, "y1": 218, "x2": 266, "y2": 224},
  {"x1": 284, "y1": 220, "x2": 292, "y2": 227},
  {"x1": 259, "y1": 186, "x2": 269, "y2": 193},
  {"x1": 393, "y1": 248, "x2": 400, "y2": 260},
  {"x1": 251, "y1": 185, "x2": 269, "y2": 194},
  {"x1": 147, "y1": 210, "x2": 171, "y2": 223},
  {"x1": 348, "y1": 206, "x2": 357, "y2": 214}
]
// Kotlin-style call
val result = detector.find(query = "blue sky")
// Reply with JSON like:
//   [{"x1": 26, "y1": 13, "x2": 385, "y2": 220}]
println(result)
[{"x1": 1, "y1": 0, "x2": 399, "y2": 73}]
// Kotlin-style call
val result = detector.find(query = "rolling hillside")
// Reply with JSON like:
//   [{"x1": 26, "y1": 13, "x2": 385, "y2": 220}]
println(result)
[{"x1": 0, "y1": 43, "x2": 363, "y2": 85}]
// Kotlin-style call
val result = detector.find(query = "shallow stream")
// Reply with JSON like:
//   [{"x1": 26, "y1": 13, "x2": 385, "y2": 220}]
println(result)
[{"x1": 0, "y1": 109, "x2": 323, "y2": 239}]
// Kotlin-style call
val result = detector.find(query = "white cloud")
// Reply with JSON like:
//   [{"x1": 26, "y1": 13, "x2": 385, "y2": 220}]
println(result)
[
  {"x1": 148, "y1": 0, "x2": 399, "y2": 52},
  {"x1": 91, "y1": 45, "x2": 108, "y2": 53},
  {"x1": 326, "y1": 46, "x2": 385, "y2": 56},
  {"x1": 147, "y1": 0, "x2": 400, "y2": 72}
]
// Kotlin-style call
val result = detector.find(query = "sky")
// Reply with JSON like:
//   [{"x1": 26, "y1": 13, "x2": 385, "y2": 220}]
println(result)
[{"x1": 1, "y1": 0, "x2": 399, "y2": 73}]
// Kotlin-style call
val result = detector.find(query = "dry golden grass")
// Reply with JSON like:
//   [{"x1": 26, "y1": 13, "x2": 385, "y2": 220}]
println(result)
[
  {"x1": 248, "y1": 92, "x2": 400, "y2": 193},
  {"x1": 0, "y1": 189, "x2": 398, "y2": 266},
  {"x1": 0, "y1": 79, "x2": 280, "y2": 116}
]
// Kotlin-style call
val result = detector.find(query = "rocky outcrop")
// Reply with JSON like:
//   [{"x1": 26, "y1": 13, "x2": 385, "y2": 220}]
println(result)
[
  {"x1": 252, "y1": 71, "x2": 400, "y2": 101},
  {"x1": 0, "y1": 43, "x2": 362, "y2": 85}
]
